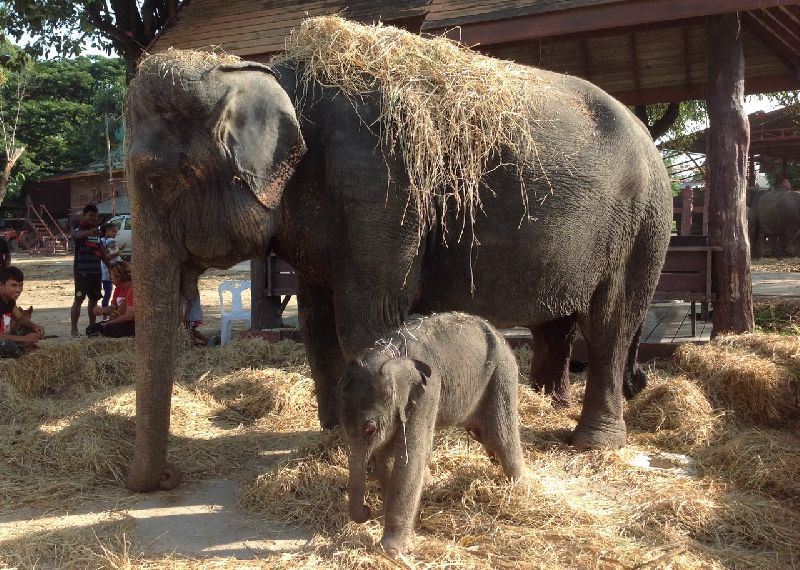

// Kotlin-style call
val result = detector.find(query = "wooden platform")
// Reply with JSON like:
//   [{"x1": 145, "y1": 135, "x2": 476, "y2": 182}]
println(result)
[{"x1": 502, "y1": 301, "x2": 711, "y2": 362}]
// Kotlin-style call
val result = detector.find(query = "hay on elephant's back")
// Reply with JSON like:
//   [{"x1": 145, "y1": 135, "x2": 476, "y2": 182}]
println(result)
[{"x1": 276, "y1": 16, "x2": 586, "y2": 243}]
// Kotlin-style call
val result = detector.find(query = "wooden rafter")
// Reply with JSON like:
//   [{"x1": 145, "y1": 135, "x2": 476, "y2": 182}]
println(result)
[{"x1": 742, "y1": 10, "x2": 800, "y2": 68}]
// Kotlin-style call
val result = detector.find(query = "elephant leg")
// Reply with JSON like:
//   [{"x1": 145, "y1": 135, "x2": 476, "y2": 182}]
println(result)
[
  {"x1": 622, "y1": 324, "x2": 647, "y2": 400},
  {"x1": 529, "y1": 316, "x2": 577, "y2": 408},
  {"x1": 571, "y1": 283, "x2": 633, "y2": 450},
  {"x1": 473, "y1": 359, "x2": 525, "y2": 479},
  {"x1": 380, "y1": 409, "x2": 437, "y2": 555},
  {"x1": 297, "y1": 283, "x2": 345, "y2": 429}
]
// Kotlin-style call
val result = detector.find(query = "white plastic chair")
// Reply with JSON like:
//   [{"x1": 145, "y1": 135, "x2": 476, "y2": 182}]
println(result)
[{"x1": 218, "y1": 280, "x2": 252, "y2": 346}]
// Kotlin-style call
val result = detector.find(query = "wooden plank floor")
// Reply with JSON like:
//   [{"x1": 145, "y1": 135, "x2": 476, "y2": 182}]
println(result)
[
  {"x1": 643, "y1": 302, "x2": 712, "y2": 343},
  {"x1": 502, "y1": 301, "x2": 712, "y2": 361}
]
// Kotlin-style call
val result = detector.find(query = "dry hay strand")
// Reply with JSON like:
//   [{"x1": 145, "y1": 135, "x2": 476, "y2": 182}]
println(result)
[
  {"x1": 176, "y1": 338, "x2": 308, "y2": 382},
  {"x1": 714, "y1": 331, "x2": 800, "y2": 365},
  {"x1": 275, "y1": 16, "x2": 585, "y2": 246},
  {"x1": 625, "y1": 373, "x2": 721, "y2": 450},
  {"x1": 699, "y1": 428, "x2": 800, "y2": 502},
  {"x1": 629, "y1": 477, "x2": 800, "y2": 566},
  {"x1": 672, "y1": 338, "x2": 800, "y2": 428},
  {"x1": 0, "y1": 512, "x2": 135, "y2": 570},
  {"x1": 195, "y1": 366, "x2": 317, "y2": 427},
  {"x1": 133, "y1": 46, "x2": 240, "y2": 98},
  {"x1": 240, "y1": 430, "x2": 351, "y2": 534},
  {"x1": 0, "y1": 338, "x2": 135, "y2": 397},
  {"x1": 750, "y1": 257, "x2": 800, "y2": 272}
]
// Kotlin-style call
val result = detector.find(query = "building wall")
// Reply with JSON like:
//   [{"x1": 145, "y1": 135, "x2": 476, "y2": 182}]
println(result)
[{"x1": 68, "y1": 175, "x2": 126, "y2": 220}]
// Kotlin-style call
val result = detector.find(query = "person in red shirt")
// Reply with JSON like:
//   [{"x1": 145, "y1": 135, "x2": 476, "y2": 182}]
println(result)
[{"x1": 89, "y1": 261, "x2": 135, "y2": 338}]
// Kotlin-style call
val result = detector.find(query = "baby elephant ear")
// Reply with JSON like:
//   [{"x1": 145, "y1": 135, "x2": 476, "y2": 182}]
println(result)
[
  {"x1": 213, "y1": 63, "x2": 307, "y2": 209},
  {"x1": 382, "y1": 358, "x2": 431, "y2": 424}
]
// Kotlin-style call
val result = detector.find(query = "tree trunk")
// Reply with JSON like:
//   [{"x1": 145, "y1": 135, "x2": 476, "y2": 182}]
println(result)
[
  {"x1": 706, "y1": 13, "x2": 754, "y2": 334},
  {"x1": 0, "y1": 146, "x2": 24, "y2": 205}
]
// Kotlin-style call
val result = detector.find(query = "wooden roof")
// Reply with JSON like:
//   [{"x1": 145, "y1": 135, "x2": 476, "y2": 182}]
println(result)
[
  {"x1": 152, "y1": 0, "x2": 431, "y2": 61},
  {"x1": 150, "y1": 0, "x2": 800, "y2": 104}
]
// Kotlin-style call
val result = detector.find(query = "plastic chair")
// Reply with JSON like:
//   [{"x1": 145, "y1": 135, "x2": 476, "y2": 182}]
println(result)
[{"x1": 218, "y1": 280, "x2": 252, "y2": 346}]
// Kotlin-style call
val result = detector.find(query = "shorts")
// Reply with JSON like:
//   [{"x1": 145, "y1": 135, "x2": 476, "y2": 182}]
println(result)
[{"x1": 74, "y1": 272, "x2": 102, "y2": 302}]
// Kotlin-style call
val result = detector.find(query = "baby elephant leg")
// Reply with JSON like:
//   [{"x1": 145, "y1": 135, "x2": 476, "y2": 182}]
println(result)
[
  {"x1": 472, "y1": 358, "x2": 525, "y2": 479},
  {"x1": 380, "y1": 416, "x2": 436, "y2": 555}
]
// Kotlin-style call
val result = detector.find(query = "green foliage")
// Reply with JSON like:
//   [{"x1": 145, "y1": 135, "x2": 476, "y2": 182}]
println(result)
[
  {"x1": 0, "y1": 54, "x2": 125, "y2": 181},
  {"x1": 1, "y1": 1, "x2": 190, "y2": 79}
]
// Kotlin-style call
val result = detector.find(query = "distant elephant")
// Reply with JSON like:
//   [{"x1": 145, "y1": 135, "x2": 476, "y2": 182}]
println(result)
[
  {"x1": 340, "y1": 312, "x2": 525, "y2": 555},
  {"x1": 125, "y1": 30, "x2": 671, "y2": 492},
  {"x1": 748, "y1": 189, "x2": 800, "y2": 257}
]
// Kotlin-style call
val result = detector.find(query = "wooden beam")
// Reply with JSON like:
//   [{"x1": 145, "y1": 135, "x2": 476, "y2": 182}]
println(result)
[
  {"x1": 613, "y1": 72, "x2": 800, "y2": 105},
  {"x1": 432, "y1": 0, "x2": 800, "y2": 46},
  {"x1": 706, "y1": 13, "x2": 754, "y2": 334},
  {"x1": 743, "y1": 10, "x2": 800, "y2": 67}
]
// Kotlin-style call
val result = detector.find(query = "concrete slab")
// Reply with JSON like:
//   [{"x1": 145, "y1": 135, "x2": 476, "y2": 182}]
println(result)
[
  {"x1": 128, "y1": 480, "x2": 311, "y2": 559},
  {"x1": 752, "y1": 272, "x2": 800, "y2": 296}
]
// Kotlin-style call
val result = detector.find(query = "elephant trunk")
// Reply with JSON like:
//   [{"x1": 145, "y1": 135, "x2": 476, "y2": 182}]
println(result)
[
  {"x1": 126, "y1": 220, "x2": 184, "y2": 493},
  {"x1": 347, "y1": 450, "x2": 372, "y2": 523}
]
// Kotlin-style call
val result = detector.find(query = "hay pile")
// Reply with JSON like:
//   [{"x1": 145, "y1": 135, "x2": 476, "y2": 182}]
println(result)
[
  {"x1": 2, "y1": 333, "x2": 800, "y2": 568},
  {"x1": 275, "y1": 16, "x2": 582, "y2": 242}
]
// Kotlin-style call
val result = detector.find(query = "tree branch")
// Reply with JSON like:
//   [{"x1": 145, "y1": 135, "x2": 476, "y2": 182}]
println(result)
[{"x1": 648, "y1": 102, "x2": 681, "y2": 141}]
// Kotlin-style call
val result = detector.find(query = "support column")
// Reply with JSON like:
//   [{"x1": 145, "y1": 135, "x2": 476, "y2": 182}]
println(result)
[
  {"x1": 706, "y1": 13, "x2": 754, "y2": 334},
  {"x1": 250, "y1": 255, "x2": 268, "y2": 330}
]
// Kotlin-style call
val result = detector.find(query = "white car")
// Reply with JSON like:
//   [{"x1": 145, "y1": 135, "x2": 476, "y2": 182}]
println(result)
[{"x1": 106, "y1": 214, "x2": 133, "y2": 259}]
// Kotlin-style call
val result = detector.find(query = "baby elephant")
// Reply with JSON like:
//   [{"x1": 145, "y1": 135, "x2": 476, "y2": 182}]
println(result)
[{"x1": 339, "y1": 312, "x2": 525, "y2": 555}]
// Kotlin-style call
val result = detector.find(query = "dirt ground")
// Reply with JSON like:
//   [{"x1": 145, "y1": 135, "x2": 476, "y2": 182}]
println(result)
[{"x1": 9, "y1": 253, "x2": 298, "y2": 342}]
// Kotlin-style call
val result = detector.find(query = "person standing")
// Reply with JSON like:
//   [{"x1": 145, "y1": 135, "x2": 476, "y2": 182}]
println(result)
[{"x1": 70, "y1": 204, "x2": 105, "y2": 337}]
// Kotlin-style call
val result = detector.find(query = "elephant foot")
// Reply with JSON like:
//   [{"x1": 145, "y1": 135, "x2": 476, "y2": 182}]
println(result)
[
  {"x1": 126, "y1": 461, "x2": 184, "y2": 493},
  {"x1": 349, "y1": 503, "x2": 371, "y2": 523},
  {"x1": 571, "y1": 421, "x2": 627, "y2": 451},
  {"x1": 622, "y1": 365, "x2": 648, "y2": 401},
  {"x1": 380, "y1": 532, "x2": 412, "y2": 556}
]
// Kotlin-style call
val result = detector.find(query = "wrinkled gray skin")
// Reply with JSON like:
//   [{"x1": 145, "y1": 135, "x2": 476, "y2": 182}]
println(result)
[
  {"x1": 125, "y1": 58, "x2": 672, "y2": 492},
  {"x1": 340, "y1": 312, "x2": 525, "y2": 555},
  {"x1": 748, "y1": 189, "x2": 800, "y2": 257}
]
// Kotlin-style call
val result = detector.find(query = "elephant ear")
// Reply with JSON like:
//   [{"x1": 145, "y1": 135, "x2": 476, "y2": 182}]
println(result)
[
  {"x1": 213, "y1": 62, "x2": 306, "y2": 209},
  {"x1": 381, "y1": 358, "x2": 431, "y2": 424}
]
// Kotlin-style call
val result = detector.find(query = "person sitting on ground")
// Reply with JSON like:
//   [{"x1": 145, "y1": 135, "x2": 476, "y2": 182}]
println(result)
[
  {"x1": 99, "y1": 223, "x2": 126, "y2": 319},
  {"x1": 88, "y1": 261, "x2": 135, "y2": 338},
  {"x1": 183, "y1": 292, "x2": 210, "y2": 347},
  {"x1": 0, "y1": 266, "x2": 45, "y2": 357}
]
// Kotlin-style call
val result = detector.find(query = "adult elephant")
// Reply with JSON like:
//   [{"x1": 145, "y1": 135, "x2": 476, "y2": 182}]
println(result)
[
  {"x1": 125, "y1": 24, "x2": 671, "y2": 492},
  {"x1": 748, "y1": 189, "x2": 800, "y2": 257}
]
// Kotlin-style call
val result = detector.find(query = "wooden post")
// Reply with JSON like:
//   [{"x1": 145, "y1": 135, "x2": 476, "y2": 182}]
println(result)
[
  {"x1": 680, "y1": 186, "x2": 694, "y2": 236},
  {"x1": 251, "y1": 255, "x2": 268, "y2": 330},
  {"x1": 706, "y1": 13, "x2": 754, "y2": 334}
]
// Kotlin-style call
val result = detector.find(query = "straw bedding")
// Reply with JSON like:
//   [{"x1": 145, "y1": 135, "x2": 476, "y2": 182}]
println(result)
[{"x1": 2, "y1": 331, "x2": 798, "y2": 568}]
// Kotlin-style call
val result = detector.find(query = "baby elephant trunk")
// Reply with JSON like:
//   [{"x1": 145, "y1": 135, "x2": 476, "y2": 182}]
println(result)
[{"x1": 347, "y1": 451, "x2": 372, "y2": 523}]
